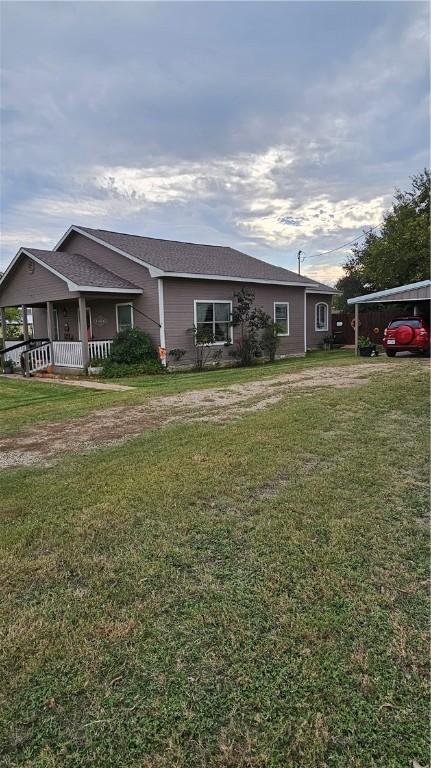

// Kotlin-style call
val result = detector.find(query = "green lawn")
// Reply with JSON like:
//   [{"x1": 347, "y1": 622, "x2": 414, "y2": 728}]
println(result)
[
  {"x1": 2, "y1": 350, "x2": 379, "y2": 434},
  {"x1": 0, "y1": 356, "x2": 429, "y2": 767}
]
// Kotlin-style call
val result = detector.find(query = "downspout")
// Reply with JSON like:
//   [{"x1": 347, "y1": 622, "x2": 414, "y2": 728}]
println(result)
[
  {"x1": 158, "y1": 278, "x2": 166, "y2": 366},
  {"x1": 303, "y1": 290, "x2": 307, "y2": 354}
]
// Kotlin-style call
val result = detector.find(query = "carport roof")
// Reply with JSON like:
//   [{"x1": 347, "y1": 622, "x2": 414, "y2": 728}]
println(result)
[{"x1": 347, "y1": 280, "x2": 431, "y2": 305}]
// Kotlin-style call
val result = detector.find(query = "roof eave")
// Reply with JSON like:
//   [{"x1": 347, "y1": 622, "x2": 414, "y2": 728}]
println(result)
[
  {"x1": 305, "y1": 288, "x2": 340, "y2": 295},
  {"x1": 160, "y1": 271, "x2": 314, "y2": 287},
  {"x1": 347, "y1": 279, "x2": 431, "y2": 304}
]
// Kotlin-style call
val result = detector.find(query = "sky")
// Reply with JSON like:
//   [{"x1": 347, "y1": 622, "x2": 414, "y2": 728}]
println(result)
[{"x1": 0, "y1": 1, "x2": 429, "y2": 284}]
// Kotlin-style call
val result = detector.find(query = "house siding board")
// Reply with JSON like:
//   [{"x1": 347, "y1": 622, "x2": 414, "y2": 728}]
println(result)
[
  {"x1": 61, "y1": 232, "x2": 161, "y2": 347},
  {"x1": 0, "y1": 256, "x2": 72, "y2": 307},
  {"x1": 163, "y1": 278, "x2": 305, "y2": 365},
  {"x1": 32, "y1": 308, "x2": 48, "y2": 337},
  {"x1": 306, "y1": 294, "x2": 333, "y2": 349}
]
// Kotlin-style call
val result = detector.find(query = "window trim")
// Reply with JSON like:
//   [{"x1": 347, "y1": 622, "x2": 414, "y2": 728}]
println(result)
[
  {"x1": 315, "y1": 301, "x2": 329, "y2": 332},
  {"x1": 116, "y1": 302, "x2": 134, "y2": 333},
  {"x1": 193, "y1": 299, "x2": 233, "y2": 345},
  {"x1": 274, "y1": 302, "x2": 290, "y2": 336}
]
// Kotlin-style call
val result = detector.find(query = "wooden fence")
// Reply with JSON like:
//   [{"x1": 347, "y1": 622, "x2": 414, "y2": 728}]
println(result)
[{"x1": 332, "y1": 308, "x2": 402, "y2": 345}]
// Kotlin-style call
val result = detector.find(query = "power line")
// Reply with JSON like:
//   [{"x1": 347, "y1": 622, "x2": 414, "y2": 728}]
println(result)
[{"x1": 303, "y1": 222, "x2": 383, "y2": 261}]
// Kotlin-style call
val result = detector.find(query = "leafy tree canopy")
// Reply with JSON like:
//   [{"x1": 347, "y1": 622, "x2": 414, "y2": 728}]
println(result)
[{"x1": 335, "y1": 169, "x2": 430, "y2": 308}]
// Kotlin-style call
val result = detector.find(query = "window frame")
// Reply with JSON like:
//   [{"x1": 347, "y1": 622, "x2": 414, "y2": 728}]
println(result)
[
  {"x1": 315, "y1": 301, "x2": 329, "y2": 332},
  {"x1": 273, "y1": 302, "x2": 290, "y2": 336},
  {"x1": 193, "y1": 299, "x2": 233, "y2": 346},
  {"x1": 116, "y1": 302, "x2": 134, "y2": 333}
]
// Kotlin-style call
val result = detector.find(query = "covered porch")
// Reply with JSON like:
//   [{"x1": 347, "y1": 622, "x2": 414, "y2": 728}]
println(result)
[{"x1": 1, "y1": 293, "x2": 137, "y2": 373}]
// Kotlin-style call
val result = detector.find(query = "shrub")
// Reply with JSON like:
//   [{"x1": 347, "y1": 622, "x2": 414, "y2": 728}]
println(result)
[
  {"x1": 168, "y1": 348, "x2": 186, "y2": 363},
  {"x1": 109, "y1": 327, "x2": 157, "y2": 364},
  {"x1": 191, "y1": 326, "x2": 218, "y2": 371},
  {"x1": 228, "y1": 337, "x2": 260, "y2": 366},
  {"x1": 101, "y1": 359, "x2": 164, "y2": 378},
  {"x1": 260, "y1": 322, "x2": 281, "y2": 362}
]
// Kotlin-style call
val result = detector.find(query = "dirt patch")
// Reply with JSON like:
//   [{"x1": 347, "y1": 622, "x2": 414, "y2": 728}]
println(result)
[{"x1": 0, "y1": 361, "x2": 421, "y2": 469}]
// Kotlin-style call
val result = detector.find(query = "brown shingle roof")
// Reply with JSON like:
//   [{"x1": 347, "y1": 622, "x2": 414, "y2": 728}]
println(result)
[
  {"x1": 75, "y1": 226, "x2": 318, "y2": 285},
  {"x1": 25, "y1": 249, "x2": 141, "y2": 291}
]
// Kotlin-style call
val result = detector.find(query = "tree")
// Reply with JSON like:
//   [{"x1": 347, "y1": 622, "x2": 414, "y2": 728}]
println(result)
[
  {"x1": 1, "y1": 307, "x2": 23, "y2": 340},
  {"x1": 229, "y1": 288, "x2": 272, "y2": 366},
  {"x1": 336, "y1": 170, "x2": 430, "y2": 305},
  {"x1": 192, "y1": 326, "x2": 222, "y2": 371},
  {"x1": 333, "y1": 272, "x2": 367, "y2": 311}
]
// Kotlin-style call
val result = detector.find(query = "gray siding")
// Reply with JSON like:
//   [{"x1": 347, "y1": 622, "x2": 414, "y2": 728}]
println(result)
[
  {"x1": 0, "y1": 255, "x2": 73, "y2": 307},
  {"x1": 306, "y1": 294, "x2": 333, "y2": 349},
  {"x1": 61, "y1": 232, "x2": 161, "y2": 348},
  {"x1": 163, "y1": 278, "x2": 306, "y2": 365}
]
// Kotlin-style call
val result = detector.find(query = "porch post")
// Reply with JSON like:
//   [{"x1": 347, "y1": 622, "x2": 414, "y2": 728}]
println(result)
[
  {"x1": 22, "y1": 305, "x2": 29, "y2": 341},
  {"x1": 46, "y1": 301, "x2": 54, "y2": 340},
  {"x1": 0, "y1": 308, "x2": 7, "y2": 343},
  {"x1": 354, "y1": 302, "x2": 359, "y2": 356},
  {"x1": 78, "y1": 296, "x2": 89, "y2": 369}
]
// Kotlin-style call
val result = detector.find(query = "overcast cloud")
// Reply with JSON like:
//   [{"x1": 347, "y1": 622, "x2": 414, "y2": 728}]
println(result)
[{"x1": 1, "y1": 1, "x2": 429, "y2": 283}]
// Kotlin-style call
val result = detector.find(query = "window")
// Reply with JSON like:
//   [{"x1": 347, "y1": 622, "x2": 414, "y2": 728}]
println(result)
[
  {"x1": 116, "y1": 303, "x2": 134, "y2": 332},
  {"x1": 389, "y1": 318, "x2": 421, "y2": 328},
  {"x1": 194, "y1": 301, "x2": 232, "y2": 344},
  {"x1": 315, "y1": 302, "x2": 328, "y2": 331},
  {"x1": 274, "y1": 302, "x2": 289, "y2": 335}
]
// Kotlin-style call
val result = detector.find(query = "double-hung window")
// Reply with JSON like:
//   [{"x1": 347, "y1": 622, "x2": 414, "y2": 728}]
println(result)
[
  {"x1": 116, "y1": 303, "x2": 134, "y2": 333},
  {"x1": 315, "y1": 302, "x2": 328, "y2": 331},
  {"x1": 194, "y1": 301, "x2": 232, "y2": 344},
  {"x1": 274, "y1": 302, "x2": 289, "y2": 336}
]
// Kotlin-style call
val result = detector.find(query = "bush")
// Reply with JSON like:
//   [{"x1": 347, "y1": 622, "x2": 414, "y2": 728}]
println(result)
[
  {"x1": 101, "y1": 359, "x2": 165, "y2": 378},
  {"x1": 109, "y1": 327, "x2": 157, "y2": 364},
  {"x1": 168, "y1": 348, "x2": 186, "y2": 362},
  {"x1": 260, "y1": 322, "x2": 281, "y2": 362}
]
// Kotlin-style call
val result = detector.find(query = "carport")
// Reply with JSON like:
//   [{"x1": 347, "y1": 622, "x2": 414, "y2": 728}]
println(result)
[{"x1": 347, "y1": 279, "x2": 431, "y2": 355}]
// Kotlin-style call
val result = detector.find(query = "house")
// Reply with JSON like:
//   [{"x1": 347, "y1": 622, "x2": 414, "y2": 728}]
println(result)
[{"x1": 0, "y1": 225, "x2": 338, "y2": 371}]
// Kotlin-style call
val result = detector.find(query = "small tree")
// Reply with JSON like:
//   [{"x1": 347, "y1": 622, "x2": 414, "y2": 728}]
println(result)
[
  {"x1": 192, "y1": 325, "x2": 220, "y2": 371},
  {"x1": 229, "y1": 288, "x2": 271, "y2": 366}
]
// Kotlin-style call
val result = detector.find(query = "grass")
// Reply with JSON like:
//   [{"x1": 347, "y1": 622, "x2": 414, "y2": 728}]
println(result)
[
  {"x1": 1, "y1": 349, "x2": 381, "y2": 434},
  {"x1": 0, "y1": 357, "x2": 428, "y2": 767}
]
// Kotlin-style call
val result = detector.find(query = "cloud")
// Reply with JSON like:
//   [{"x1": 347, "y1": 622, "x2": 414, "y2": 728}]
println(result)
[{"x1": 0, "y1": 0, "x2": 429, "y2": 286}]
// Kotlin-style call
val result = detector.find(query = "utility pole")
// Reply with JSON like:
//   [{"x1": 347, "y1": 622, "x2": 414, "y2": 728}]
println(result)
[{"x1": 297, "y1": 250, "x2": 303, "y2": 275}]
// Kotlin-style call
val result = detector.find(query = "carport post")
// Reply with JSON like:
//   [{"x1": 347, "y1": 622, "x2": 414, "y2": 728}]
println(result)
[{"x1": 354, "y1": 302, "x2": 359, "y2": 356}]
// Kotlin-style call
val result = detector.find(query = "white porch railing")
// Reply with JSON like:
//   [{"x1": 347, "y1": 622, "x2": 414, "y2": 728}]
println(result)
[
  {"x1": 27, "y1": 343, "x2": 52, "y2": 373},
  {"x1": 51, "y1": 340, "x2": 113, "y2": 368},
  {"x1": 52, "y1": 341, "x2": 83, "y2": 368},
  {"x1": 89, "y1": 340, "x2": 112, "y2": 362}
]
